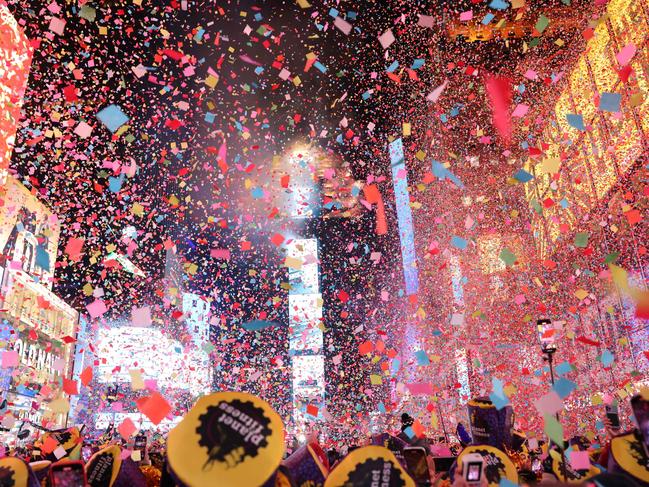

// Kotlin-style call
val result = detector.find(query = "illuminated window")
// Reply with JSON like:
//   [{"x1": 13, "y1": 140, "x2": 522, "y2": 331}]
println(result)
[
  {"x1": 608, "y1": 0, "x2": 647, "y2": 47},
  {"x1": 632, "y1": 51, "x2": 649, "y2": 136},
  {"x1": 555, "y1": 91, "x2": 575, "y2": 134},
  {"x1": 531, "y1": 216, "x2": 548, "y2": 258},
  {"x1": 566, "y1": 149, "x2": 596, "y2": 210},
  {"x1": 588, "y1": 121, "x2": 618, "y2": 200},
  {"x1": 570, "y1": 58, "x2": 595, "y2": 123}
]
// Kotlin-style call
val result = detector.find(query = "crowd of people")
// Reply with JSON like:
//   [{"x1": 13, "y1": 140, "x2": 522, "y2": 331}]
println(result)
[{"x1": 2, "y1": 390, "x2": 649, "y2": 486}]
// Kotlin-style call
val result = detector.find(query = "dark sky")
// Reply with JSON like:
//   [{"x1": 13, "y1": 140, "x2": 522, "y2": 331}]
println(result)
[{"x1": 6, "y1": 0, "x2": 595, "y2": 312}]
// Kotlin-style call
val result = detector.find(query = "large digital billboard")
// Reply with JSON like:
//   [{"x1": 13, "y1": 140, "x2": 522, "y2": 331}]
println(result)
[
  {"x1": 95, "y1": 325, "x2": 211, "y2": 395},
  {"x1": 287, "y1": 238, "x2": 325, "y2": 428},
  {"x1": 389, "y1": 138, "x2": 419, "y2": 295},
  {"x1": 0, "y1": 176, "x2": 61, "y2": 288},
  {"x1": 0, "y1": 2, "x2": 32, "y2": 171},
  {"x1": 0, "y1": 176, "x2": 74, "y2": 427},
  {"x1": 0, "y1": 270, "x2": 78, "y2": 425}
]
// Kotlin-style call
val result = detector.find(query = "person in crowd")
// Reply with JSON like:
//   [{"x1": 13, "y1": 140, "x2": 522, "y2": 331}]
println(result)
[
  {"x1": 398, "y1": 412, "x2": 431, "y2": 451},
  {"x1": 5, "y1": 391, "x2": 649, "y2": 486},
  {"x1": 456, "y1": 423, "x2": 472, "y2": 448}
]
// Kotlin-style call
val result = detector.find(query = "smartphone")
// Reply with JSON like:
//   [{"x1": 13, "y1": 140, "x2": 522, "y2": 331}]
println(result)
[
  {"x1": 50, "y1": 460, "x2": 87, "y2": 487},
  {"x1": 606, "y1": 401, "x2": 620, "y2": 429},
  {"x1": 403, "y1": 447, "x2": 431, "y2": 486},
  {"x1": 432, "y1": 456, "x2": 456, "y2": 472},
  {"x1": 133, "y1": 434, "x2": 147, "y2": 463},
  {"x1": 81, "y1": 446, "x2": 93, "y2": 463},
  {"x1": 631, "y1": 395, "x2": 649, "y2": 453},
  {"x1": 462, "y1": 453, "x2": 484, "y2": 486}
]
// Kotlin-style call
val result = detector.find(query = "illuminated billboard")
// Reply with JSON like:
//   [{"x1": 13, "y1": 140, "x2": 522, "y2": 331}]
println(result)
[
  {"x1": 0, "y1": 269, "x2": 78, "y2": 425},
  {"x1": 527, "y1": 0, "x2": 648, "y2": 257},
  {"x1": 0, "y1": 176, "x2": 61, "y2": 288},
  {"x1": 287, "y1": 238, "x2": 325, "y2": 427},
  {"x1": 388, "y1": 138, "x2": 419, "y2": 295},
  {"x1": 95, "y1": 325, "x2": 211, "y2": 395},
  {"x1": 182, "y1": 292, "x2": 212, "y2": 395},
  {"x1": 182, "y1": 292, "x2": 211, "y2": 347},
  {"x1": 0, "y1": 176, "x2": 74, "y2": 428},
  {"x1": 1, "y1": 272, "x2": 77, "y2": 372},
  {"x1": 0, "y1": 320, "x2": 67, "y2": 397},
  {"x1": 0, "y1": 2, "x2": 33, "y2": 170},
  {"x1": 288, "y1": 293, "x2": 323, "y2": 353}
]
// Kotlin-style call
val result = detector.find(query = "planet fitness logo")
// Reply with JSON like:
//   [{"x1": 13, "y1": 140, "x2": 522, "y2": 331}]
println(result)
[
  {"x1": 197, "y1": 399, "x2": 272, "y2": 470},
  {"x1": 86, "y1": 451, "x2": 114, "y2": 487},
  {"x1": 345, "y1": 458, "x2": 407, "y2": 487}
]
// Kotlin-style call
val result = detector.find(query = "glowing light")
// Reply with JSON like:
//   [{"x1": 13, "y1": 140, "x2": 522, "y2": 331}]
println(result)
[
  {"x1": 182, "y1": 292, "x2": 212, "y2": 395},
  {"x1": 389, "y1": 138, "x2": 419, "y2": 295},
  {"x1": 287, "y1": 238, "x2": 324, "y2": 427},
  {"x1": 96, "y1": 326, "x2": 210, "y2": 393},
  {"x1": 528, "y1": 2, "x2": 648, "y2": 255},
  {"x1": 587, "y1": 23, "x2": 616, "y2": 93},
  {"x1": 450, "y1": 255, "x2": 465, "y2": 306},
  {"x1": 455, "y1": 348, "x2": 470, "y2": 405},
  {"x1": 0, "y1": 4, "x2": 32, "y2": 169}
]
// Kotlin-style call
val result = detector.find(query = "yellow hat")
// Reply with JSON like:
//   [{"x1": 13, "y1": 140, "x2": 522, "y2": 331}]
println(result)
[
  {"x1": 167, "y1": 391, "x2": 285, "y2": 487},
  {"x1": 324, "y1": 446, "x2": 415, "y2": 487}
]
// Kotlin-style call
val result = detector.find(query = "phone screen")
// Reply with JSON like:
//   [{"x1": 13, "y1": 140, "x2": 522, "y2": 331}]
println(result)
[
  {"x1": 82, "y1": 446, "x2": 92, "y2": 462},
  {"x1": 52, "y1": 465, "x2": 86, "y2": 487},
  {"x1": 466, "y1": 462, "x2": 482, "y2": 481},
  {"x1": 606, "y1": 402, "x2": 620, "y2": 429},
  {"x1": 403, "y1": 448, "x2": 431, "y2": 484},
  {"x1": 134, "y1": 434, "x2": 147, "y2": 462}
]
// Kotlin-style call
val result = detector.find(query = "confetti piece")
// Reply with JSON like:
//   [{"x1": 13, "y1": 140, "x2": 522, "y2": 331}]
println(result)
[{"x1": 97, "y1": 104, "x2": 130, "y2": 133}]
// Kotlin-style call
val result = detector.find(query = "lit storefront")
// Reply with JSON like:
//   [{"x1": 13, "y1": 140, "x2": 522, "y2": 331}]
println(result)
[
  {"x1": 524, "y1": 0, "x2": 649, "y2": 258},
  {"x1": 0, "y1": 176, "x2": 78, "y2": 432}
]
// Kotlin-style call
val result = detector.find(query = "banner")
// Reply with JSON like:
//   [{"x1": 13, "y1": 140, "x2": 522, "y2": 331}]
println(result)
[
  {"x1": 0, "y1": 176, "x2": 61, "y2": 287},
  {"x1": 0, "y1": 3, "x2": 33, "y2": 170}
]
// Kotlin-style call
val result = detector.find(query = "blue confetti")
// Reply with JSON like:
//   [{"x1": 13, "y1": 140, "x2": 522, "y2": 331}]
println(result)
[
  {"x1": 451, "y1": 236, "x2": 468, "y2": 250},
  {"x1": 489, "y1": 0, "x2": 509, "y2": 10},
  {"x1": 599, "y1": 92, "x2": 621, "y2": 112},
  {"x1": 482, "y1": 13, "x2": 496, "y2": 24},
  {"x1": 97, "y1": 104, "x2": 129, "y2": 133},
  {"x1": 513, "y1": 169, "x2": 534, "y2": 183},
  {"x1": 241, "y1": 320, "x2": 277, "y2": 331}
]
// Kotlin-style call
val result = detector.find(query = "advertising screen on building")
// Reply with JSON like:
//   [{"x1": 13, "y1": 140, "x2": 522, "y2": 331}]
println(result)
[
  {"x1": 389, "y1": 138, "x2": 419, "y2": 296},
  {"x1": 0, "y1": 272, "x2": 78, "y2": 385},
  {"x1": 95, "y1": 325, "x2": 211, "y2": 394},
  {"x1": 0, "y1": 176, "x2": 61, "y2": 287},
  {"x1": 0, "y1": 2, "x2": 32, "y2": 170}
]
